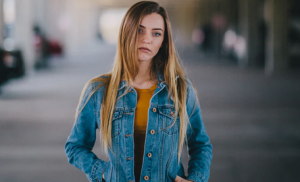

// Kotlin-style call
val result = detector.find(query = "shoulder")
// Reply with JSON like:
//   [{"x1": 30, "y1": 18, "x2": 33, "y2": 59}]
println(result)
[
  {"x1": 76, "y1": 74, "x2": 110, "y2": 113},
  {"x1": 85, "y1": 74, "x2": 110, "y2": 90},
  {"x1": 80, "y1": 73, "x2": 110, "y2": 100},
  {"x1": 87, "y1": 74, "x2": 110, "y2": 88},
  {"x1": 183, "y1": 76, "x2": 200, "y2": 115},
  {"x1": 183, "y1": 75, "x2": 196, "y2": 95}
]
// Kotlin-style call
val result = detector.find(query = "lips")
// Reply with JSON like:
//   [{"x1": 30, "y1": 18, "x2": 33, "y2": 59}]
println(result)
[{"x1": 139, "y1": 47, "x2": 151, "y2": 52}]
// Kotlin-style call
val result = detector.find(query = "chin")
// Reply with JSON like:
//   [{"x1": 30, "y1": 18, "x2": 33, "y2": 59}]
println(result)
[{"x1": 138, "y1": 56, "x2": 153, "y2": 62}]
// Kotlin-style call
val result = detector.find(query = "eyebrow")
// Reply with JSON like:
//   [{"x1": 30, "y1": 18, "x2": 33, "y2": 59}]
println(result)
[{"x1": 139, "y1": 25, "x2": 163, "y2": 32}]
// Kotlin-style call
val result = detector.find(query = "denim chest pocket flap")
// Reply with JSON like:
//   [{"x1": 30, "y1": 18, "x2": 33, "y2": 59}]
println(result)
[
  {"x1": 158, "y1": 106, "x2": 179, "y2": 135},
  {"x1": 111, "y1": 110, "x2": 124, "y2": 138}
]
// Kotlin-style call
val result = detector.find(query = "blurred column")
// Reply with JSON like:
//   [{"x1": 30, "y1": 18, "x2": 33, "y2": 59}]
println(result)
[
  {"x1": 0, "y1": 0, "x2": 4, "y2": 44},
  {"x1": 64, "y1": 0, "x2": 100, "y2": 56},
  {"x1": 164, "y1": 1, "x2": 197, "y2": 47},
  {"x1": 264, "y1": 0, "x2": 288, "y2": 75},
  {"x1": 14, "y1": 0, "x2": 35, "y2": 72},
  {"x1": 33, "y1": 0, "x2": 46, "y2": 31},
  {"x1": 238, "y1": 0, "x2": 263, "y2": 67},
  {"x1": 176, "y1": 2, "x2": 197, "y2": 46}
]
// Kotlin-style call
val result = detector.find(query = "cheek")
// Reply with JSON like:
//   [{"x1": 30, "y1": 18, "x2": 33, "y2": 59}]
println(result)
[{"x1": 153, "y1": 39, "x2": 163, "y2": 52}]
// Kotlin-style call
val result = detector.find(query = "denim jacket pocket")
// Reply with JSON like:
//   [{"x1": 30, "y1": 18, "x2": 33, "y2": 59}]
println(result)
[
  {"x1": 111, "y1": 110, "x2": 123, "y2": 138},
  {"x1": 158, "y1": 106, "x2": 179, "y2": 135}
]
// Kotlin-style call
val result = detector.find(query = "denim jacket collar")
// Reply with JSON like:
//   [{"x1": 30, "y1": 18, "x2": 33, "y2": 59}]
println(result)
[{"x1": 118, "y1": 70, "x2": 179, "y2": 91}]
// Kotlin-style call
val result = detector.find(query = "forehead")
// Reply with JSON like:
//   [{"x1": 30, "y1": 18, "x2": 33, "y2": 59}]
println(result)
[{"x1": 140, "y1": 13, "x2": 164, "y2": 30}]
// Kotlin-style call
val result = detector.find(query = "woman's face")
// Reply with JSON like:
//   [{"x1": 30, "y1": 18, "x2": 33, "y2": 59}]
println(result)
[{"x1": 137, "y1": 13, "x2": 165, "y2": 62}]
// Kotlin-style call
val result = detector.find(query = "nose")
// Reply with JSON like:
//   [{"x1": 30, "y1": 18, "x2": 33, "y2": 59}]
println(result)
[
  {"x1": 143, "y1": 39, "x2": 150, "y2": 44},
  {"x1": 142, "y1": 32, "x2": 152, "y2": 44}
]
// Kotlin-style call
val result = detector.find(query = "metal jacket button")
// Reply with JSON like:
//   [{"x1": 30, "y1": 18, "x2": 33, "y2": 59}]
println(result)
[
  {"x1": 170, "y1": 111, "x2": 174, "y2": 116},
  {"x1": 144, "y1": 175, "x2": 149, "y2": 180},
  {"x1": 147, "y1": 153, "x2": 152, "y2": 158},
  {"x1": 152, "y1": 108, "x2": 157, "y2": 112},
  {"x1": 150, "y1": 130, "x2": 155, "y2": 134}
]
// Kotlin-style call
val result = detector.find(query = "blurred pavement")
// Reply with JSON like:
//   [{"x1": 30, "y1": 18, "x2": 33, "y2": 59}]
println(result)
[{"x1": 0, "y1": 42, "x2": 300, "y2": 182}]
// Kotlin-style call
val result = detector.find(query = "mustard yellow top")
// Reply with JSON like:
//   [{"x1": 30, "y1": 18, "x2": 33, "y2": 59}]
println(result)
[{"x1": 133, "y1": 81, "x2": 157, "y2": 180}]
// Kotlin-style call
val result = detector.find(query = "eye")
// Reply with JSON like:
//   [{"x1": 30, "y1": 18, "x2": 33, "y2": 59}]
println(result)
[
  {"x1": 138, "y1": 28, "x2": 143, "y2": 33},
  {"x1": 154, "y1": 32, "x2": 161, "y2": 37}
]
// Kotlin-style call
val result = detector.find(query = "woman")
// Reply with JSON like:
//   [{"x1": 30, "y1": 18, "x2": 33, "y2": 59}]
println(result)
[{"x1": 65, "y1": 1, "x2": 212, "y2": 182}]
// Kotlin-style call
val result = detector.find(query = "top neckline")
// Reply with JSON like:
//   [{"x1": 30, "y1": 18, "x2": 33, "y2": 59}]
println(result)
[{"x1": 134, "y1": 82, "x2": 158, "y2": 93}]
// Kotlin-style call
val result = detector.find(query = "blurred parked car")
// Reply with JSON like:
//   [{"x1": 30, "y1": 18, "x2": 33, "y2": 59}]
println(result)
[{"x1": 0, "y1": 47, "x2": 25, "y2": 87}]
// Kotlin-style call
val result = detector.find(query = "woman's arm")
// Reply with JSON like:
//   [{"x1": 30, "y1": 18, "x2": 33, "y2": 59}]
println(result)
[
  {"x1": 65, "y1": 82, "x2": 109, "y2": 182},
  {"x1": 185, "y1": 78, "x2": 213, "y2": 182}
]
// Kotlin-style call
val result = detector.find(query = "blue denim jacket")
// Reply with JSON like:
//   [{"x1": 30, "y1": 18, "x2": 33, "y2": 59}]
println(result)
[{"x1": 65, "y1": 71, "x2": 213, "y2": 182}]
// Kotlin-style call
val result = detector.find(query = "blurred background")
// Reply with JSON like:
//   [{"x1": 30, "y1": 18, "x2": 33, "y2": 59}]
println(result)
[{"x1": 0, "y1": 0, "x2": 299, "y2": 182}]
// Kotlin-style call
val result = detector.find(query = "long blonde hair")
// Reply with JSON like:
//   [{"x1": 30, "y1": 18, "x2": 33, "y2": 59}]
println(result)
[{"x1": 75, "y1": 1, "x2": 198, "y2": 165}]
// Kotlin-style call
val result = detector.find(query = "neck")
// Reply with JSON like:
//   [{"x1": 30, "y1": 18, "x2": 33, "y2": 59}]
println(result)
[{"x1": 134, "y1": 60, "x2": 157, "y2": 83}]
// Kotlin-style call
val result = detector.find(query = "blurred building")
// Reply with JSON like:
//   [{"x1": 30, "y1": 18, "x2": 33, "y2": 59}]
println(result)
[{"x1": 0, "y1": 0, "x2": 299, "y2": 75}]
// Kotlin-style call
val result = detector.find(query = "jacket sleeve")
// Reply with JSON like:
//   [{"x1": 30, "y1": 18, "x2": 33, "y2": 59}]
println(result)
[
  {"x1": 65, "y1": 82, "x2": 109, "y2": 182},
  {"x1": 185, "y1": 78, "x2": 213, "y2": 182}
]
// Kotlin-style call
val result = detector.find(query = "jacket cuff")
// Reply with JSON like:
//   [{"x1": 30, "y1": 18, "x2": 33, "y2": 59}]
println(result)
[
  {"x1": 186, "y1": 172, "x2": 206, "y2": 182},
  {"x1": 91, "y1": 160, "x2": 109, "y2": 182}
]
